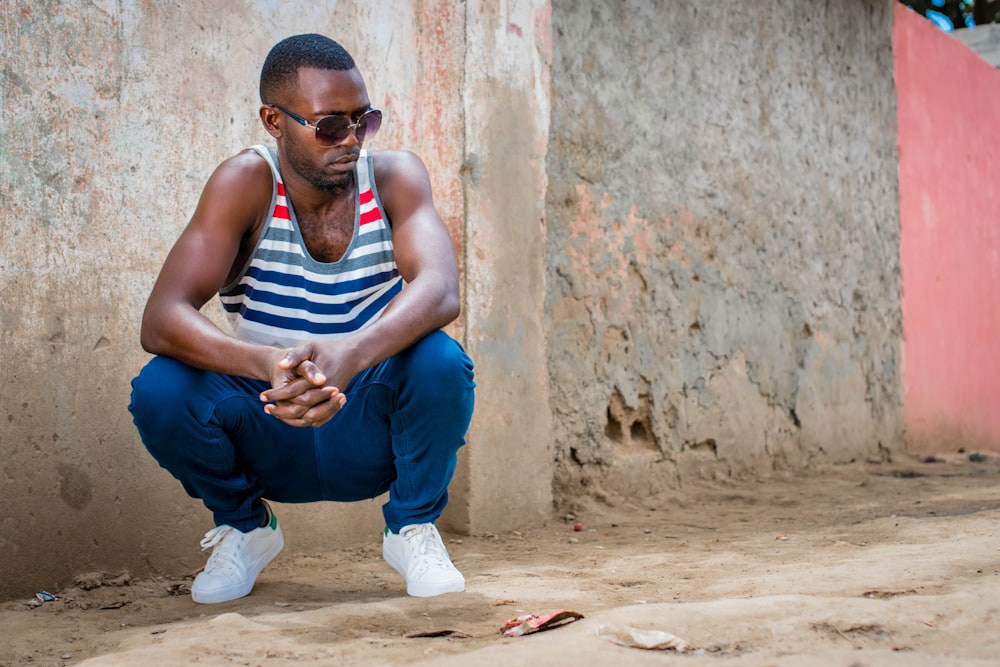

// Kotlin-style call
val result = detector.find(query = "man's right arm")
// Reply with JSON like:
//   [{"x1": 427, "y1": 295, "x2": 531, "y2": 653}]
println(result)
[{"x1": 139, "y1": 151, "x2": 283, "y2": 381}]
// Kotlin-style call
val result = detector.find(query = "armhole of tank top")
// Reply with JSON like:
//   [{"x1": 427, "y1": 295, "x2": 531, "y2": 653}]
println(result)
[
  {"x1": 219, "y1": 146, "x2": 280, "y2": 294},
  {"x1": 364, "y1": 149, "x2": 390, "y2": 228}
]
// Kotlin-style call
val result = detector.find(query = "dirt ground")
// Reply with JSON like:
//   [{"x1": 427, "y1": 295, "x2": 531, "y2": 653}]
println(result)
[{"x1": 3, "y1": 453, "x2": 999, "y2": 666}]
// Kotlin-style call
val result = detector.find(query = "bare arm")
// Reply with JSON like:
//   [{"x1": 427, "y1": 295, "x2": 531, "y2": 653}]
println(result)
[
  {"x1": 348, "y1": 149, "x2": 462, "y2": 366},
  {"x1": 139, "y1": 151, "x2": 288, "y2": 380}
]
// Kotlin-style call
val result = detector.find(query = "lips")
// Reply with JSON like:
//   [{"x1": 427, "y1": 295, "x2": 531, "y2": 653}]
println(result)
[{"x1": 329, "y1": 152, "x2": 359, "y2": 171}]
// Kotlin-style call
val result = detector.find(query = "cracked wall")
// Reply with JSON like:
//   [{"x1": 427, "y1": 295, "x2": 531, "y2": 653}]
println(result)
[{"x1": 546, "y1": 0, "x2": 903, "y2": 504}]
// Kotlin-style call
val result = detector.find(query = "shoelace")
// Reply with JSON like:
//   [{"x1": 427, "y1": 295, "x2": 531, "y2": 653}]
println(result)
[
  {"x1": 199, "y1": 526, "x2": 248, "y2": 575},
  {"x1": 399, "y1": 525, "x2": 451, "y2": 575}
]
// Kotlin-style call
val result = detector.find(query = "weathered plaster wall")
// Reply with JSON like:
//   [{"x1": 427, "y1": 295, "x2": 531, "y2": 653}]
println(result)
[
  {"x1": 894, "y1": 5, "x2": 1000, "y2": 453},
  {"x1": 0, "y1": 0, "x2": 510, "y2": 600},
  {"x1": 546, "y1": 0, "x2": 903, "y2": 503},
  {"x1": 458, "y1": 0, "x2": 554, "y2": 533}
]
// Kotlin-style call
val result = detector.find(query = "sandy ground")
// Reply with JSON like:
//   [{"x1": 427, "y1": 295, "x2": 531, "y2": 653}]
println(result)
[{"x1": 3, "y1": 454, "x2": 999, "y2": 666}]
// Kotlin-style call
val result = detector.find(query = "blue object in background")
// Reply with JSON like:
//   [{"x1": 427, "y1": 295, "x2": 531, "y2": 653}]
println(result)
[{"x1": 925, "y1": 9, "x2": 955, "y2": 32}]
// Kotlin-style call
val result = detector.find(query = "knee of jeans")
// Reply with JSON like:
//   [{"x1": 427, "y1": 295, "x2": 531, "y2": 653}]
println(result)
[
  {"x1": 129, "y1": 356, "x2": 201, "y2": 429},
  {"x1": 405, "y1": 332, "x2": 475, "y2": 400}
]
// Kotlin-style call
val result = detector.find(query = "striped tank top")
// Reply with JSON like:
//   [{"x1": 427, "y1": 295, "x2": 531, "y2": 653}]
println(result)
[{"x1": 218, "y1": 145, "x2": 402, "y2": 348}]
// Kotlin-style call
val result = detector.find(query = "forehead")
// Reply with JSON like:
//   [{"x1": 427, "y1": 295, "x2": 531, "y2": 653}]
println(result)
[{"x1": 289, "y1": 67, "x2": 370, "y2": 114}]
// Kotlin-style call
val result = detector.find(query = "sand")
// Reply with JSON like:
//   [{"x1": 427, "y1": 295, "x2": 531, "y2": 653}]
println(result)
[{"x1": 3, "y1": 455, "x2": 999, "y2": 666}]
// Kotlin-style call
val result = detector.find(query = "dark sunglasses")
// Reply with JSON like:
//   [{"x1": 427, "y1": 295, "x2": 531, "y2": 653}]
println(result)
[{"x1": 267, "y1": 104, "x2": 382, "y2": 146}]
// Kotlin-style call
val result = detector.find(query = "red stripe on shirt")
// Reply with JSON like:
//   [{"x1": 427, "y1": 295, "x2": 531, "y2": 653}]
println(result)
[{"x1": 360, "y1": 207, "x2": 382, "y2": 226}]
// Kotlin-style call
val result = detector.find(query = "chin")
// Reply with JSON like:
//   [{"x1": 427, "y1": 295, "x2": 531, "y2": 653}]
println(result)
[{"x1": 317, "y1": 173, "x2": 353, "y2": 194}]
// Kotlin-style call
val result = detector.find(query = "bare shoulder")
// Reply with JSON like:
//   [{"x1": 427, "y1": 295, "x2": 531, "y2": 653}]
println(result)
[
  {"x1": 190, "y1": 148, "x2": 274, "y2": 233},
  {"x1": 371, "y1": 149, "x2": 431, "y2": 189},
  {"x1": 370, "y1": 148, "x2": 425, "y2": 172},
  {"x1": 207, "y1": 149, "x2": 274, "y2": 194}
]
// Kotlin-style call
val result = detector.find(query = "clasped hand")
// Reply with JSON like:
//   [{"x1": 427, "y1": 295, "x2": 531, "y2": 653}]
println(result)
[{"x1": 259, "y1": 343, "x2": 349, "y2": 428}]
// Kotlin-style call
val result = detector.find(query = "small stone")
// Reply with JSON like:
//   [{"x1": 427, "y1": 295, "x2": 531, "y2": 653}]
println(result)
[{"x1": 568, "y1": 537, "x2": 579, "y2": 544}]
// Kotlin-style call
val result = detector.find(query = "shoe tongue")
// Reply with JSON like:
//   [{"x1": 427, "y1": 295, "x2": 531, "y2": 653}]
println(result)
[{"x1": 401, "y1": 525, "x2": 421, "y2": 538}]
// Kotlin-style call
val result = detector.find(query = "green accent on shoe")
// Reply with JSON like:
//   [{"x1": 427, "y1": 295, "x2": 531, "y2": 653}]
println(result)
[
  {"x1": 269, "y1": 510, "x2": 278, "y2": 530},
  {"x1": 384, "y1": 525, "x2": 390, "y2": 537}
]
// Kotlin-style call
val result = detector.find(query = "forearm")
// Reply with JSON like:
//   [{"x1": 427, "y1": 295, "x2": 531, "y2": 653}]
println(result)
[
  {"x1": 346, "y1": 277, "x2": 460, "y2": 372},
  {"x1": 140, "y1": 303, "x2": 279, "y2": 381}
]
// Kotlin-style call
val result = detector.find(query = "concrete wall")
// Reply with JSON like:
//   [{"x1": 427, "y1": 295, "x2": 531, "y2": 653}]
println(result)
[
  {"x1": 458, "y1": 0, "x2": 553, "y2": 533},
  {"x1": 0, "y1": 0, "x2": 552, "y2": 599},
  {"x1": 894, "y1": 5, "x2": 1000, "y2": 453},
  {"x1": 546, "y1": 0, "x2": 903, "y2": 503}
]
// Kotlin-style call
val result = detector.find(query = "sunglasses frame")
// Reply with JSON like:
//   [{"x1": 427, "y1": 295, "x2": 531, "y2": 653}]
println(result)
[{"x1": 267, "y1": 104, "x2": 381, "y2": 147}]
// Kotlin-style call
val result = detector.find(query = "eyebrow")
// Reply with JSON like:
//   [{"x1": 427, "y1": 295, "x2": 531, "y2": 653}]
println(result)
[{"x1": 317, "y1": 104, "x2": 373, "y2": 119}]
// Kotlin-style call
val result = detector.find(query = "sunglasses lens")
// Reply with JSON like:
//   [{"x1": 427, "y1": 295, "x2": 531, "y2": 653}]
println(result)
[
  {"x1": 357, "y1": 109, "x2": 382, "y2": 141},
  {"x1": 313, "y1": 110, "x2": 383, "y2": 146},
  {"x1": 315, "y1": 116, "x2": 352, "y2": 146}
]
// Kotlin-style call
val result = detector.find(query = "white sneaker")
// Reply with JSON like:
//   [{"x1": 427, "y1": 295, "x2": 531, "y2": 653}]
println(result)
[
  {"x1": 191, "y1": 505, "x2": 284, "y2": 604},
  {"x1": 382, "y1": 523, "x2": 465, "y2": 597}
]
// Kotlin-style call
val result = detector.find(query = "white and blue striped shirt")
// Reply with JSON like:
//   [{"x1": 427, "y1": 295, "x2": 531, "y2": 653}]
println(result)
[{"x1": 218, "y1": 145, "x2": 402, "y2": 348}]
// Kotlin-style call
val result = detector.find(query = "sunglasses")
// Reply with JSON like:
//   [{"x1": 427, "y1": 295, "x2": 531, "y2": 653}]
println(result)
[{"x1": 267, "y1": 104, "x2": 382, "y2": 146}]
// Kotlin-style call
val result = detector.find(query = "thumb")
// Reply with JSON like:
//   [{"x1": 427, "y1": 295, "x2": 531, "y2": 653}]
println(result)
[
  {"x1": 278, "y1": 344, "x2": 313, "y2": 370},
  {"x1": 295, "y1": 359, "x2": 327, "y2": 386}
]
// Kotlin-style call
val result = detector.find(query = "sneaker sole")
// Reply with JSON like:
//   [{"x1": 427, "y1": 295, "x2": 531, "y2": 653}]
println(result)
[{"x1": 406, "y1": 576, "x2": 465, "y2": 598}]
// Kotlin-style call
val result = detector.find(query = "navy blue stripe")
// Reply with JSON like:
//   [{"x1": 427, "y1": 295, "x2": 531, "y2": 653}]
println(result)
[
  {"x1": 237, "y1": 280, "x2": 401, "y2": 334},
  {"x1": 239, "y1": 278, "x2": 399, "y2": 316},
  {"x1": 226, "y1": 267, "x2": 399, "y2": 300}
]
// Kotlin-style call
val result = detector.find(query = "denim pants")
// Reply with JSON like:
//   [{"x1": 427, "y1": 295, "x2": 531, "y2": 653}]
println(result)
[{"x1": 128, "y1": 330, "x2": 475, "y2": 533}]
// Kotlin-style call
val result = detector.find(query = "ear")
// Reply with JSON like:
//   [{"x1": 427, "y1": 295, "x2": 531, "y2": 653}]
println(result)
[{"x1": 260, "y1": 106, "x2": 282, "y2": 139}]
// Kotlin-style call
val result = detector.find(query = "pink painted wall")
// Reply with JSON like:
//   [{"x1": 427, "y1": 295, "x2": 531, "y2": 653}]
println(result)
[{"x1": 894, "y1": 4, "x2": 1000, "y2": 453}]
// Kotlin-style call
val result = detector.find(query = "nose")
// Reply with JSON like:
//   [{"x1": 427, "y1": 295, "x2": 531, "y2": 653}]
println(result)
[{"x1": 340, "y1": 122, "x2": 361, "y2": 147}]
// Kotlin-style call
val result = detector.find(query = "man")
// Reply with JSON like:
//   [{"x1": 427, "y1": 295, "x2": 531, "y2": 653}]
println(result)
[{"x1": 129, "y1": 33, "x2": 475, "y2": 604}]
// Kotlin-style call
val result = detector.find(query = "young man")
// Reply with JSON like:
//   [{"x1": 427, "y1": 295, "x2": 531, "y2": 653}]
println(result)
[{"x1": 129, "y1": 34, "x2": 475, "y2": 603}]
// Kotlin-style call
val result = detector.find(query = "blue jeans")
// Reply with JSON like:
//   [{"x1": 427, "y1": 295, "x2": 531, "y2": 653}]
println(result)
[{"x1": 128, "y1": 331, "x2": 475, "y2": 533}]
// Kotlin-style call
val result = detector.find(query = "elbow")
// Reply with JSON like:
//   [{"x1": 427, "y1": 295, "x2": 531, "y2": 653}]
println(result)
[
  {"x1": 441, "y1": 290, "x2": 461, "y2": 324},
  {"x1": 138, "y1": 308, "x2": 168, "y2": 356},
  {"x1": 139, "y1": 325, "x2": 161, "y2": 356}
]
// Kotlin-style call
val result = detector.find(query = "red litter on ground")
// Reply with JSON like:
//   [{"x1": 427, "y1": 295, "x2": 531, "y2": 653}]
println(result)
[{"x1": 501, "y1": 610, "x2": 585, "y2": 637}]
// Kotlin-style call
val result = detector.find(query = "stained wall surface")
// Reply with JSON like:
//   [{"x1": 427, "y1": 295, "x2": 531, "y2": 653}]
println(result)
[
  {"x1": 894, "y1": 5, "x2": 1000, "y2": 453},
  {"x1": 546, "y1": 0, "x2": 904, "y2": 501}
]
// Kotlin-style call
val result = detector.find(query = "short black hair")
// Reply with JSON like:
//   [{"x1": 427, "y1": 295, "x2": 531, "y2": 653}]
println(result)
[{"x1": 260, "y1": 34, "x2": 356, "y2": 103}]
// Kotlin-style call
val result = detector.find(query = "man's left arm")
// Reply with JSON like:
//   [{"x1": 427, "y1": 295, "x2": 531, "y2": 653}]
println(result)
[{"x1": 360, "y1": 148, "x2": 462, "y2": 353}]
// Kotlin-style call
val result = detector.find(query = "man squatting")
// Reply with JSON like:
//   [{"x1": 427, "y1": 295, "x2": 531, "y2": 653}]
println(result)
[{"x1": 129, "y1": 33, "x2": 475, "y2": 603}]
